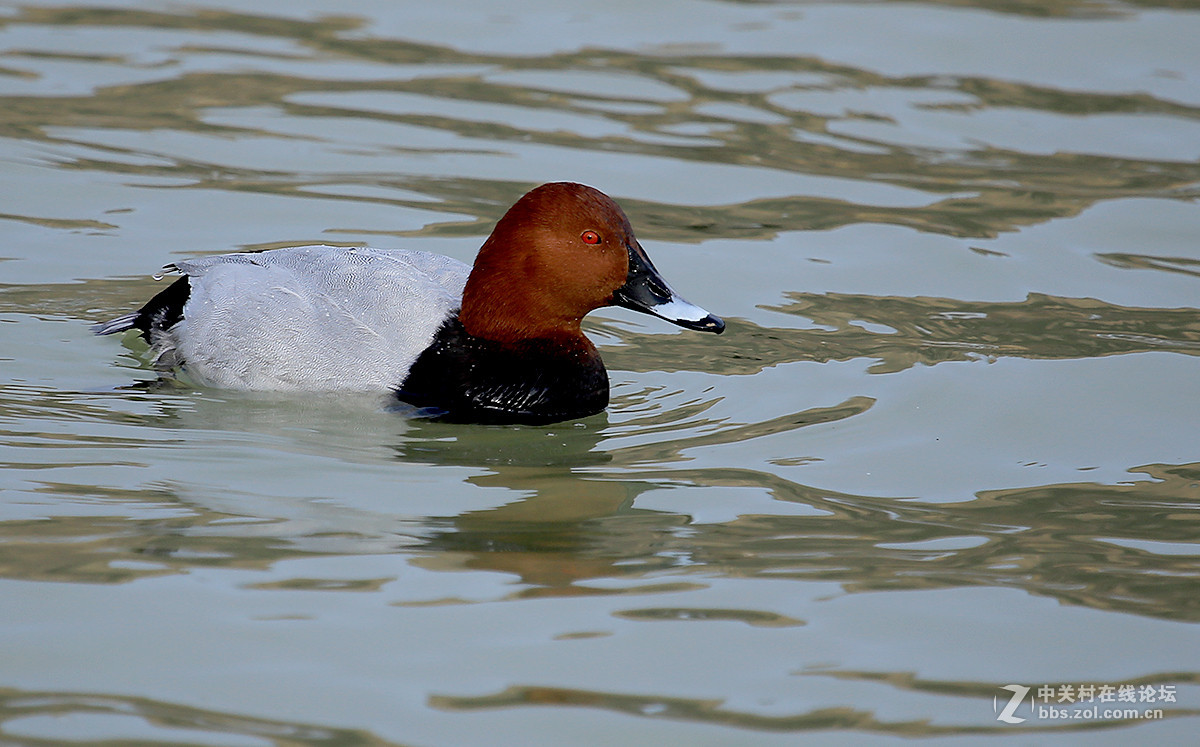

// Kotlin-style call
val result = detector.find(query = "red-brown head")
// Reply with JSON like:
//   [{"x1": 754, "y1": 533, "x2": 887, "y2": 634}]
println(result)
[{"x1": 460, "y1": 182, "x2": 723, "y2": 345}]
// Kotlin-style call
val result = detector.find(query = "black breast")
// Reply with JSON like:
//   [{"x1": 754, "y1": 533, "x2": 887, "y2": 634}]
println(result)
[{"x1": 396, "y1": 318, "x2": 609, "y2": 425}]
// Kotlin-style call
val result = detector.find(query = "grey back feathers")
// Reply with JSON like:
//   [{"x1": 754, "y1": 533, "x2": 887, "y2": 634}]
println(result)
[{"x1": 151, "y1": 246, "x2": 469, "y2": 390}]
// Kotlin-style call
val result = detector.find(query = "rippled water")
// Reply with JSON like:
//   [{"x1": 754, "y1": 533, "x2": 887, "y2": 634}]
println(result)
[{"x1": 2, "y1": 0, "x2": 1199, "y2": 744}]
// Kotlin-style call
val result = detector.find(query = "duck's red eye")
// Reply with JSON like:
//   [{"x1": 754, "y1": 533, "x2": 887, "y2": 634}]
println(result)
[{"x1": 580, "y1": 230, "x2": 601, "y2": 245}]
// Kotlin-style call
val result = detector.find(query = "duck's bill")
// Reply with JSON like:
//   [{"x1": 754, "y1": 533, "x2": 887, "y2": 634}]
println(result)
[{"x1": 611, "y1": 241, "x2": 725, "y2": 334}]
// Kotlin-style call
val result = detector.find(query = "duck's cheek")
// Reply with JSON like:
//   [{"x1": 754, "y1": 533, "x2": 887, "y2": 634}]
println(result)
[{"x1": 548, "y1": 256, "x2": 625, "y2": 308}]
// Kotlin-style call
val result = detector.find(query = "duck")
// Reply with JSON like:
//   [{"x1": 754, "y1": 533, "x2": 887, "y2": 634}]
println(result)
[{"x1": 96, "y1": 182, "x2": 724, "y2": 424}]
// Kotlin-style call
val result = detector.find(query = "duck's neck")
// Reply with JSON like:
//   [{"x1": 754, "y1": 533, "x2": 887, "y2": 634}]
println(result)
[{"x1": 459, "y1": 274, "x2": 591, "y2": 345}]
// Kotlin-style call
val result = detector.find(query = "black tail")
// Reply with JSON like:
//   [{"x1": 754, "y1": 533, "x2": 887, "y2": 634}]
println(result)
[{"x1": 94, "y1": 275, "x2": 191, "y2": 342}]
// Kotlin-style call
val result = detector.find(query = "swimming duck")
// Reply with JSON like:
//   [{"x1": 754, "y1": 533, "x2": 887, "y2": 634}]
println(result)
[{"x1": 97, "y1": 182, "x2": 724, "y2": 424}]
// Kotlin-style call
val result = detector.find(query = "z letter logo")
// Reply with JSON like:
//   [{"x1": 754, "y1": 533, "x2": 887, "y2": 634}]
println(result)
[{"x1": 995, "y1": 684, "x2": 1030, "y2": 724}]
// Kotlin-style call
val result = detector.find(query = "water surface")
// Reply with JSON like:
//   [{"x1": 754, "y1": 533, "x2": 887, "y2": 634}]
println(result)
[{"x1": 1, "y1": 0, "x2": 1198, "y2": 744}]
